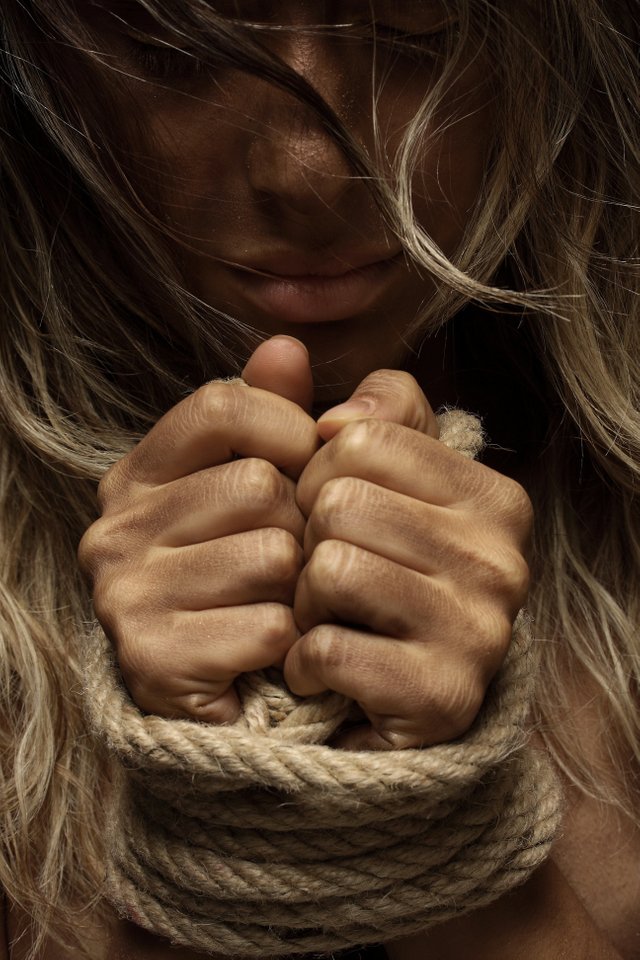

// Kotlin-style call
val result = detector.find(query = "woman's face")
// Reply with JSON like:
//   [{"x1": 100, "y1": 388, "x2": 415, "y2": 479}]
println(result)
[{"x1": 90, "y1": 1, "x2": 495, "y2": 399}]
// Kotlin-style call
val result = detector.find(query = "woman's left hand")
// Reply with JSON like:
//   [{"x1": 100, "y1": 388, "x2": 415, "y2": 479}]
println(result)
[{"x1": 283, "y1": 369, "x2": 533, "y2": 750}]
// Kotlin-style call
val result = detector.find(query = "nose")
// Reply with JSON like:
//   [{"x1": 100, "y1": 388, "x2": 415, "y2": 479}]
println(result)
[
  {"x1": 245, "y1": 40, "x2": 357, "y2": 217},
  {"x1": 247, "y1": 107, "x2": 353, "y2": 217}
]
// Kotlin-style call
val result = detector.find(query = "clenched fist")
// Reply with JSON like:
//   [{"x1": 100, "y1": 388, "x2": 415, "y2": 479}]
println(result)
[
  {"x1": 286, "y1": 371, "x2": 531, "y2": 749},
  {"x1": 79, "y1": 336, "x2": 532, "y2": 748},
  {"x1": 78, "y1": 337, "x2": 318, "y2": 724}
]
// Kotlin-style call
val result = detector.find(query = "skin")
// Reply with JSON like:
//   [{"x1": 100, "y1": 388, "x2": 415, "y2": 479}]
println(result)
[
  {"x1": 78, "y1": 1, "x2": 523, "y2": 749},
  {"x1": 86, "y1": 0, "x2": 494, "y2": 399},
  {"x1": 80, "y1": 339, "x2": 530, "y2": 748},
  {"x1": 71, "y1": 349, "x2": 626, "y2": 960},
  {"x1": 71, "y1": 2, "x2": 632, "y2": 958}
]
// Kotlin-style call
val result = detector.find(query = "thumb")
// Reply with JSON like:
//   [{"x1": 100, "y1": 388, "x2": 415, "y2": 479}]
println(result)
[
  {"x1": 241, "y1": 336, "x2": 314, "y2": 414},
  {"x1": 316, "y1": 369, "x2": 440, "y2": 442}
]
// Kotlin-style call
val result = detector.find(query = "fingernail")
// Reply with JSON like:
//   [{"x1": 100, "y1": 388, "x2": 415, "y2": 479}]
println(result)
[{"x1": 317, "y1": 398, "x2": 375, "y2": 423}]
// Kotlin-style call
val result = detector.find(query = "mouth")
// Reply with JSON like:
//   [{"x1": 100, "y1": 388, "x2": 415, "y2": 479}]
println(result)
[{"x1": 226, "y1": 252, "x2": 404, "y2": 324}]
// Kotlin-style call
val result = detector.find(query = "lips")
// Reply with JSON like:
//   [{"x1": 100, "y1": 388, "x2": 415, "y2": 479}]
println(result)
[{"x1": 226, "y1": 251, "x2": 404, "y2": 324}]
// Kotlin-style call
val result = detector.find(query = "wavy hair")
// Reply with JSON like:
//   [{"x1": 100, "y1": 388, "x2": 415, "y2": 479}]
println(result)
[{"x1": 0, "y1": 0, "x2": 638, "y2": 955}]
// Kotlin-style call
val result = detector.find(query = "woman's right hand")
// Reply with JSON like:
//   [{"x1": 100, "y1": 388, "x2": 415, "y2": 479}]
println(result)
[{"x1": 78, "y1": 338, "x2": 318, "y2": 723}]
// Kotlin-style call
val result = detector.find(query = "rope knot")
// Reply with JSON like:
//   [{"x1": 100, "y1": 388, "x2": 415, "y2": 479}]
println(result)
[{"x1": 237, "y1": 670, "x2": 355, "y2": 743}]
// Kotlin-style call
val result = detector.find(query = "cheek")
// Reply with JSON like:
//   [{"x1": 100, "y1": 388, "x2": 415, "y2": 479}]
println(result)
[
  {"x1": 412, "y1": 107, "x2": 494, "y2": 253},
  {"x1": 133, "y1": 96, "x2": 244, "y2": 228},
  {"x1": 382, "y1": 60, "x2": 495, "y2": 256}
]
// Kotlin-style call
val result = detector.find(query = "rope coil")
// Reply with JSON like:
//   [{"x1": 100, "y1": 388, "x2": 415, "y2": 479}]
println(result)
[{"x1": 82, "y1": 410, "x2": 561, "y2": 957}]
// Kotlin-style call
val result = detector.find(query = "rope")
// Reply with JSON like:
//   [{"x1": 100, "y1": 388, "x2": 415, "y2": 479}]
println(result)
[{"x1": 82, "y1": 410, "x2": 561, "y2": 957}]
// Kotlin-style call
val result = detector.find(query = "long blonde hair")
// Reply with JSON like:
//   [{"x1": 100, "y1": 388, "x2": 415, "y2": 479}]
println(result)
[{"x1": 0, "y1": 1, "x2": 638, "y2": 956}]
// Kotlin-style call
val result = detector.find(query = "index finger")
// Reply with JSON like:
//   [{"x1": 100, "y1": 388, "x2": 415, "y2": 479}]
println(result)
[
  {"x1": 316, "y1": 370, "x2": 440, "y2": 442},
  {"x1": 105, "y1": 381, "x2": 319, "y2": 492}
]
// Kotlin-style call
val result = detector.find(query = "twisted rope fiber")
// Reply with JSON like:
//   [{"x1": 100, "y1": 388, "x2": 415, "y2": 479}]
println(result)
[{"x1": 82, "y1": 411, "x2": 562, "y2": 957}]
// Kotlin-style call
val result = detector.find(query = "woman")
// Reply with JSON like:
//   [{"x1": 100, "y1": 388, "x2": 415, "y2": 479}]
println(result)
[{"x1": 0, "y1": 1, "x2": 638, "y2": 957}]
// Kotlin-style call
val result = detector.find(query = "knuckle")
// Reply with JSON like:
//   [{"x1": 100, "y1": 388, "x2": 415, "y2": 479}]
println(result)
[
  {"x1": 500, "y1": 551, "x2": 530, "y2": 606},
  {"x1": 96, "y1": 462, "x2": 122, "y2": 510},
  {"x1": 307, "y1": 539, "x2": 355, "y2": 592},
  {"x1": 299, "y1": 624, "x2": 346, "y2": 673},
  {"x1": 502, "y1": 477, "x2": 534, "y2": 526},
  {"x1": 232, "y1": 457, "x2": 285, "y2": 510},
  {"x1": 360, "y1": 369, "x2": 431, "y2": 432},
  {"x1": 362, "y1": 368, "x2": 420, "y2": 403},
  {"x1": 97, "y1": 454, "x2": 142, "y2": 510},
  {"x1": 92, "y1": 568, "x2": 150, "y2": 637},
  {"x1": 473, "y1": 547, "x2": 530, "y2": 608},
  {"x1": 333, "y1": 417, "x2": 386, "y2": 463},
  {"x1": 78, "y1": 516, "x2": 132, "y2": 575},
  {"x1": 257, "y1": 528, "x2": 304, "y2": 585},
  {"x1": 310, "y1": 477, "x2": 362, "y2": 538},
  {"x1": 382, "y1": 369, "x2": 423, "y2": 412},
  {"x1": 485, "y1": 473, "x2": 534, "y2": 528},
  {"x1": 389, "y1": 368, "x2": 421, "y2": 394},
  {"x1": 77, "y1": 523, "x2": 102, "y2": 575},
  {"x1": 259, "y1": 604, "x2": 297, "y2": 650},
  {"x1": 84, "y1": 511, "x2": 145, "y2": 571},
  {"x1": 470, "y1": 609, "x2": 515, "y2": 672},
  {"x1": 190, "y1": 379, "x2": 239, "y2": 428}
]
